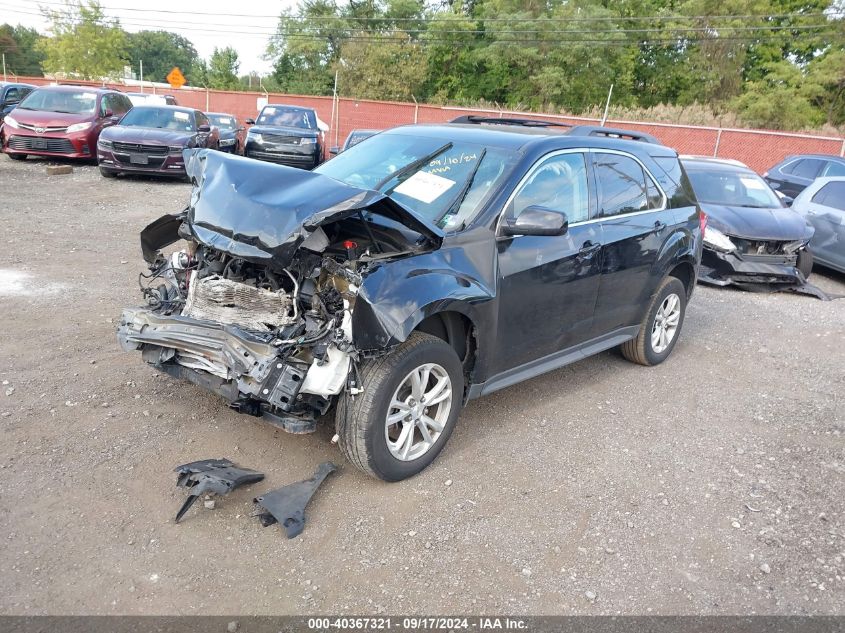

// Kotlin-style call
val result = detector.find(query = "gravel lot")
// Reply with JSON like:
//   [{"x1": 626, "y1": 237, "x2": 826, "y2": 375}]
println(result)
[{"x1": 1, "y1": 157, "x2": 843, "y2": 616}]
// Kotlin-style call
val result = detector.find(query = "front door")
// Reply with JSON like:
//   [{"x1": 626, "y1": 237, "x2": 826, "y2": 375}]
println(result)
[{"x1": 494, "y1": 150, "x2": 603, "y2": 374}]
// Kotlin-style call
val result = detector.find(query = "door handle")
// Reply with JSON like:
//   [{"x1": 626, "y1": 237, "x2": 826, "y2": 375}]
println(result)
[
  {"x1": 654, "y1": 220, "x2": 667, "y2": 231},
  {"x1": 578, "y1": 241, "x2": 601, "y2": 257}
]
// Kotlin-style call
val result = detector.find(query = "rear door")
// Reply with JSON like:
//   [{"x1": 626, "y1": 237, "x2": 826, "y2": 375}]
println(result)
[
  {"x1": 493, "y1": 149, "x2": 602, "y2": 373},
  {"x1": 805, "y1": 181, "x2": 845, "y2": 270},
  {"x1": 590, "y1": 150, "x2": 677, "y2": 335}
]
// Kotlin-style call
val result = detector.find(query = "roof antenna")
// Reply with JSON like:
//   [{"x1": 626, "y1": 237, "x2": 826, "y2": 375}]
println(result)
[{"x1": 600, "y1": 83, "x2": 614, "y2": 127}]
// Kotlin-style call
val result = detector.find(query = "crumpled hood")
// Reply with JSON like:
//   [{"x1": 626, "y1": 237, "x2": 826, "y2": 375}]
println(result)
[
  {"x1": 701, "y1": 203, "x2": 814, "y2": 241},
  {"x1": 101, "y1": 125, "x2": 194, "y2": 145},
  {"x1": 182, "y1": 148, "x2": 443, "y2": 268}
]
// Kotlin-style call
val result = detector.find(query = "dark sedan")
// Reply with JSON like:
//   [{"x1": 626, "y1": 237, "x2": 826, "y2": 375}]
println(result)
[
  {"x1": 764, "y1": 154, "x2": 845, "y2": 198},
  {"x1": 97, "y1": 106, "x2": 219, "y2": 179},
  {"x1": 683, "y1": 157, "x2": 814, "y2": 288},
  {"x1": 207, "y1": 112, "x2": 245, "y2": 154},
  {"x1": 244, "y1": 104, "x2": 323, "y2": 169}
]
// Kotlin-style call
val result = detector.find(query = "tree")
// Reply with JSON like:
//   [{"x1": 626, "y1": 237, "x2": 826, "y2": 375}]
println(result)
[
  {"x1": 37, "y1": 0, "x2": 128, "y2": 80},
  {"x1": 338, "y1": 32, "x2": 427, "y2": 100},
  {"x1": 0, "y1": 24, "x2": 46, "y2": 77},
  {"x1": 126, "y1": 30, "x2": 198, "y2": 84},
  {"x1": 267, "y1": 0, "x2": 344, "y2": 95},
  {"x1": 206, "y1": 47, "x2": 240, "y2": 90}
]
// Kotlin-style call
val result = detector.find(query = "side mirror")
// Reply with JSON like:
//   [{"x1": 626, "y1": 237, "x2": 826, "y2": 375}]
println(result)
[
  {"x1": 245, "y1": 118, "x2": 255, "y2": 125},
  {"x1": 108, "y1": 115, "x2": 120, "y2": 124},
  {"x1": 502, "y1": 206, "x2": 569, "y2": 237},
  {"x1": 781, "y1": 196, "x2": 794, "y2": 207},
  {"x1": 329, "y1": 146, "x2": 340, "y2": 156},
  {"x1": 198, "y1": 124, "x2": 211, "y2": 133}
]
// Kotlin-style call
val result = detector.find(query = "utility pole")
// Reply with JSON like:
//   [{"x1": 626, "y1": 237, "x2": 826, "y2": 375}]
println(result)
[
  {"x1": 140, "y1": 59, "x2": 144, "y2": 92},
  {"x1": 2, "y1": 54, "x2": 6, "y2": 82},
  {"x1": 600, "y1": 84, "x2": 614, "y2": 127}
]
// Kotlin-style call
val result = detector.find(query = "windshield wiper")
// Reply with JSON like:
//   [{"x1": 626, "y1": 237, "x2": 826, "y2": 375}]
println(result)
[
  {"x1": 437, "y1": 148, "x2": 487, "y2": 226},
  {"x1": 376, "y1": 142, "x2": 453, "y2": 192}
]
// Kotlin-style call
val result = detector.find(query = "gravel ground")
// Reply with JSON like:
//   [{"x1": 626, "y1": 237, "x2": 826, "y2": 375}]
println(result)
[{"x1": 0, "y1": 157, "x2": 843, "y2": 616}]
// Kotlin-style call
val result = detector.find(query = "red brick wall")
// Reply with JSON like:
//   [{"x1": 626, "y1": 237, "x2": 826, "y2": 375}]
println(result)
[{"x1": 14, "y1": 76, "x2": 845, "y2": 173}]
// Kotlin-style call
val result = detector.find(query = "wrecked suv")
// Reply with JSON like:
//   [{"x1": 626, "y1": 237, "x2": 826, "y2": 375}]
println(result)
[{"x1": 118, "y1": 118, "x2": 703, "y2": 481}]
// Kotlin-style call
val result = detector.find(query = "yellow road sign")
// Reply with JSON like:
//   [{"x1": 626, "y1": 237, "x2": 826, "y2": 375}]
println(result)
[{"x1": 166, "y1": 67, "x2": 186, "y2": 89}]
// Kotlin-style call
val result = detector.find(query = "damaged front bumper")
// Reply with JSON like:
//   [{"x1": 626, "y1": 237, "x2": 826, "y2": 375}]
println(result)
[
  {"x1": 117, "y1": 306, "x2": 352, "y2": 433},
  {"x1": 699, "y1": 248, "x2": 804, "y2": 287}
]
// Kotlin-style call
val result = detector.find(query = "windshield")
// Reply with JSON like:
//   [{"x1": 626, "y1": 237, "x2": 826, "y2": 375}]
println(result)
[
  {"x1": 315, "y1": 132, "x2": 514, "y2": 230},
  {"x1": 208, "y1": 114, "x2": 236, "y2": 130},
  {"x1": 686, "y1": 166, "x2": 782, "y2": 208},
  {"x1": 18, "y1": 89, "x2": 97, "y2": 114},
  {"x1": 119, "y1": 107, "x2": 196, "y2": 132},
  {"x1": 256, "y1": 106, "x2": 313, "y2": 129}
]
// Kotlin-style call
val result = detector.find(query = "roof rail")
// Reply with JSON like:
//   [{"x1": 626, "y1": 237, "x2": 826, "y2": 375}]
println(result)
[
  {"x1": 567, "y1": 125, "x2": 661, "y2": 145},
  {"x1": 449, "y1": 115, "x2": 572, "y2": 128}
]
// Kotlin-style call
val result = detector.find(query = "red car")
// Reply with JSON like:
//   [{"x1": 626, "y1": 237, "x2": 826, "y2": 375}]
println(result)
[{"x1": 2, "y1": 85, "x2": 132, "y2": 161}]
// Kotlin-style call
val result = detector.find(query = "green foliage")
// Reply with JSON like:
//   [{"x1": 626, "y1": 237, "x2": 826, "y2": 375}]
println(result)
[
  {"x1": 37, "y1": 1, "x2": 128, "y2": 80},
  {"x1": 126, "y1": 31, "x2": 198, "y2": 84},
  {"x1": 0, "y1": 24, "x2": 46, "y2": 77},
  {"x1": 206, "y1": 47, "x2": 241, "y2": 90}
]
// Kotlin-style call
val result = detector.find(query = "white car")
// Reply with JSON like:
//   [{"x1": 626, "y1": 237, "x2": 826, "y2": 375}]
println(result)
[{"x1": 791, "y1": 177, "x2": 845, "y2": 274}]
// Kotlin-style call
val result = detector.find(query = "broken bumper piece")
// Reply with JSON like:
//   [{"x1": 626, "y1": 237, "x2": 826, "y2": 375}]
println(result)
[
  {"x1": 117, "y1": 306, "x2": 336, "y2": 433},
  {"x1": 254, "y1": 462, "x2": 337, "y2": 538},
  {"x1": 174, "y1": 458, "x2": 265, "y2": 523}
]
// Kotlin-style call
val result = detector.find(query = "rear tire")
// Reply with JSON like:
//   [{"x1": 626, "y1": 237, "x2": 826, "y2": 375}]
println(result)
[
  {"x1": 621, "y1": 276, "x2": 687, "y2": 366},
  {"x1": 336, "y1": 332, "x2": 463, "y2": 482},
  {"x1": 797, "y1": 248, "x2": 813, "y2": 279},
  {"x1": 7, "y1": 152, "x2": 27, "y2": 161}
]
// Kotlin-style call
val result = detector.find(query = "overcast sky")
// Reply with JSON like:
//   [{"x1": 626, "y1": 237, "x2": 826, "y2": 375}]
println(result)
[{"x1": 4, "y1": 0, "x2": 301, "y2": 75}]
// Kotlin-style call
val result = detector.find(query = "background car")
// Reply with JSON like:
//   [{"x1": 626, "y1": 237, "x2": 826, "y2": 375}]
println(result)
[
  {"x1": 329, "y1": 128, "x2": 380, "y2": 156},
  {"x1": 764, "y1": 154, "x2": 845, "y2": 198},
  {"x1": 207, "y1": 112, "x2": 245, "y2": 154},
  {"x1": 243, "y1": 104, "x2": 324, "y2": 168},
  {"x1": 2, "y1": 85, "x2": 131, "y2": 161},
  {"x1": 791, "y1": 177, "x2": 845, "y2": 274},
  {"x1": 97, "y1": 105, "x2": 219, "y2": 178},
  {"x1": 0, "y1": 82, "x2": 36, "y2": 124},
  {"x1": 683, "y1": 156, "x2": 814, "y2": 287}
]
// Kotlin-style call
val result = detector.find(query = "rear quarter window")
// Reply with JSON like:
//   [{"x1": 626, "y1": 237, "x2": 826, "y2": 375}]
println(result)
[
  {"x1": 811, "y1": 181, "x2": 845, "y2": 212},
  {"x1": 652, "y1": 156, "x2": 697, "y2": 208}
]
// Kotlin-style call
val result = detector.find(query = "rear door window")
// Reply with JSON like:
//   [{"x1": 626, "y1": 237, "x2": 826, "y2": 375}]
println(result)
[
  {"x1": 812, "y1": 181, "x2": 845, "y2": 211},
  {"x1": 594, "y1": 153, "x2": 662, "y2": 217}
]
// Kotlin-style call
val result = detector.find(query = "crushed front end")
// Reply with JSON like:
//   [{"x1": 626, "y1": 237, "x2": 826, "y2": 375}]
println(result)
[
  {"x1": 699, "y1": 233, "x2": 811, "y2": 288},
  {"x1": 117, "y1": 149, "x2": 442, "y2": 433}
]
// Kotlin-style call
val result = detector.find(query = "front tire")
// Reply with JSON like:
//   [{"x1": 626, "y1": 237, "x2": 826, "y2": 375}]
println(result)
[
  {"x1": 797, "y1": 248, "x2": 813, "y2": 279},
  {"x1": 621, "y1": 276, "x2": 687, "y2": 366},
  {"x1": 336, "y1": 332, "x2": 463, "y2": 482},
  {"x1": 7, "y1": 152, "x2": 27, "y2": 161}
]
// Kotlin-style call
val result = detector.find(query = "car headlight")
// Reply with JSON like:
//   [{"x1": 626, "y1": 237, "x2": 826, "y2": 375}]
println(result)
[
  {"x1": 97, "y1": 138, "x2": 113, "y2": 149},
  {"x1": 248, "y1": 132, "x2": 263, "y2": 144},
  {"x1": 66, "y1": 121, "x2": 93, "y2": 133},
  {"x1": 299, "y1": 137, "x2": 316, "y2": 145},
  {"x1": 4, "y1": 115, "x2": 19, "y2": 129},
  {"x1": 703, "y1": 226, "x2": 736, "y2": 252},
  {"x1": 168, "y1": 145, "x2": 185, "y2": 155}
]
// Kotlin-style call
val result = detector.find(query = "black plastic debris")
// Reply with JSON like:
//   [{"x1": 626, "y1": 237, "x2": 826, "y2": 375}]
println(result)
[
  {"x1": 254, "y1": 462, "x2": 337, "y2": 538},
  {"x1": 174, "y1": 458, "x2": 265, "y2": 523}
]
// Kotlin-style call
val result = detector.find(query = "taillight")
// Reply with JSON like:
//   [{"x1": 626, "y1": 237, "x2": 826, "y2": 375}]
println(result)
[{"x1": 699, "y1": 210, "x2": 707, "y2": 238}]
